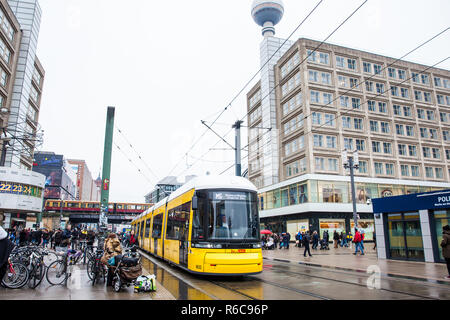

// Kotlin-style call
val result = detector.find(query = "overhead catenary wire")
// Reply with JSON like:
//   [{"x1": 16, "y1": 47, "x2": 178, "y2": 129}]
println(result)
[
  {"x1": 178, "y1": 0, "x2": 370, "y2": 177},
  {"x1": 234, "y1": 56, "x2": 450, "y2": 173},
  {"x1": 164, "y1": 0, "x2": 325, "y2": 178}
]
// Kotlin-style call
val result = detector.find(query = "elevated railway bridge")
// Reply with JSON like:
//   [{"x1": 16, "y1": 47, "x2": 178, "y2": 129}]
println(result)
[{"x1": 43, "y1": 200, "x2": 152, "y2": 225}]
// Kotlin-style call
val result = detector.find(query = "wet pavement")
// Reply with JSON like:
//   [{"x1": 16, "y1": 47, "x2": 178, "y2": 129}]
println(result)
[
  {"x1": 1, "y1": 246, "x2": 449, "y2": 300},
  {"x1": 262, "y1": 244, "x2": 450, "y2": 284}
]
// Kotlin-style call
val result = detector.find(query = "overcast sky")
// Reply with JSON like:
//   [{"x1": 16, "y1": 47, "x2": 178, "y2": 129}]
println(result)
[{"x1": 35, "y1": 0, "x2": 450, "y2": 203}]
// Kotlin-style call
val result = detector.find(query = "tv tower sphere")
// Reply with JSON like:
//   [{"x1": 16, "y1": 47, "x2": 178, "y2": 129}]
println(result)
[{"x1": 251, "y1": 0, "x2": 285, "y2": 37}]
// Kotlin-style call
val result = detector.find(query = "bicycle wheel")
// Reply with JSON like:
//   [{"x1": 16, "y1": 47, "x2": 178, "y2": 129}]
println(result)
[
  {"x1": 43, "y1": 251, "x2": 58, "y2": 267},
  {"x1": 46, "y1": 260, "x2": 67, "y2": 285},
  {"x1": 86, "y1": 259, "x2": 96, "y2": 281},
  {"x1": 28, "y1": 262, "x2": 45, "y2": 289},
  {"x1": 1, "y1": 262, "x2": 29, "y2": 289}
]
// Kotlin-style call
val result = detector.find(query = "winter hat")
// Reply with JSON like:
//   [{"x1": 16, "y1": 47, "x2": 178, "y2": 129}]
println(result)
[{"x1": 0, "y1": 226, "x2": 7, "y2": 240}]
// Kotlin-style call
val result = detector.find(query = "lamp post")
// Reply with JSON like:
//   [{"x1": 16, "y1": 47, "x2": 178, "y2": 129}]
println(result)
[{"x1": 343, "y1": 149, "x2": 359, "y2": 230}]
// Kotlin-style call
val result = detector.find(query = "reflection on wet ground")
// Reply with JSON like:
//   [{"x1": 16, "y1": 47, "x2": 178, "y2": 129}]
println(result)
[{"x1": 140, "y1": 251, "x2": 450, "y2": 300}]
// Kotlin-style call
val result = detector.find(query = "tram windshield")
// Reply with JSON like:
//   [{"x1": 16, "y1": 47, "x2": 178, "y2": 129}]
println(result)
[{"x1": 192, "y1": 190, "x2": 259, "y2": 242}]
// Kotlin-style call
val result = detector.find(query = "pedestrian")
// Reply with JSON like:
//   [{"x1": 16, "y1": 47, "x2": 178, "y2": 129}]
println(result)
[
  {"x1": 440, "y1": 225, "x2": 450, "y2": 280},
  {"x1": 101, "y1": 233, "x2": 123, "y2": 286},
  {"x1": 286, "y1": 232, "x2": 291, "y2": 249},
  {"x1": 273, "y1": 233, "x2": 279, "y2": 249},
  {"x1": 61, "y1": 225, "x2": 72, "y2": 248},
  {"x1": 353, "y1": 228, "x2": 364, "y2": 255},
  {"x1": 54, "y1": 229, "x2": 63, "y2": 249},
  {"x1": 0, "y1": 226, "x2": 15, "y2": 283},
  {"x1": 346, "y1": 232, "x2": 353, "y2": 249},
  {"x1": 373, "y1": 232, "x2": 377, "y2": 250},
  {"x1": 303, "y1": 232, "x2": 312, "y2": 257},
  {"x1": 312, "y1": 231, "x2": 319, "y2": 250},
  {"x1": 360, "y1": 229, "x2": 365, "y2": 251},
  {"x1": 295, "y1": 231, "x2": 300, "y2": 247},
  {"x1": 333, "y1": 231, "x2": 339, "y2": 248},
  {"x1": 42, "y1": 229, "x2": 50, "y2": 248}
]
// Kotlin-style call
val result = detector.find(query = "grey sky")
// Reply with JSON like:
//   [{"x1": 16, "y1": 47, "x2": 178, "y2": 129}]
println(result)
[{"x1": 35, "y1": 0, "x2": 450, "y2": 203}]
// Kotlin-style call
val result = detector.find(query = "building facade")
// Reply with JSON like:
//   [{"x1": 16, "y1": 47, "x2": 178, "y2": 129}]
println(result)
[
  {"x1": 68, "y1": 159, "x2": 99, "y2": 201},
  {"x1": 247, "y1": 37, "x2": 450, "y2": 238},
  {"x1": 2, "y1": 0, "x2": 44, "y2": 170},
  {"x1": 0, "y1": 0, "x2": 45, "y2": 228}
]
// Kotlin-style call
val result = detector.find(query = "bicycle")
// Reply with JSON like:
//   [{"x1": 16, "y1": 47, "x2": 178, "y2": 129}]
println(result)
[
  {"x1": 46, "y1": 248, "x2": 82, "y2": 286},
  {"x1": 1, "y1": 260, "x2": 29, "y2": 289},
  {"x1": 27, "y1": 250, "x2": 45, "y2": 289},
  {"x1": 86, "y1": 248, "x2": 107, "y2": 286}
]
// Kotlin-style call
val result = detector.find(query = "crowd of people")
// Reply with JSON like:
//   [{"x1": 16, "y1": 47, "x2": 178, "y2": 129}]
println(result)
[{"x1": 261, "y1": 228, "x2": 374, "y2": 257}]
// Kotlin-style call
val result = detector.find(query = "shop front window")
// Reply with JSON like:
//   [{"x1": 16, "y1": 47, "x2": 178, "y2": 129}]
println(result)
[
  {"x1": 266, "y1": 191, "x2": 273, "y2": 210},
  {"x1": 350, "y1": 219, "x2": 375, "y2": 240},
  {"x1": 318, "y1": 181, "x2": 348, "y2": 203},
  {"x1": 319, "y1": 219, "x2": 345, "y2": 240},
  {"x1": 387, "y1": 212, "x2": 424, "y2": 261},
  {"x1": 379, "y1": 185, "x2": 394, "y2": 198},
  {"x1": 433, "y1": 210, "x2": 450, "y2": 261}
]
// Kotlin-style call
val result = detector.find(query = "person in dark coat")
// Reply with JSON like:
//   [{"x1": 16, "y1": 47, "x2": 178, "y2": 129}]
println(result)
[
  {"x1": 441, "y1": 225, "x2": 450, "y2": 280},
  {"x1": 333, "y1": 231, "x2": 340, "y2": 248},
  {"x1": 312, "y1": 231, "x2": 319, "y2": 250},
  {"x1": 302, "y1": 232, "x2": 312, "y2": 257},
  {"x1": 0, "y1": 226, "x2": 15, "y2": 283}
]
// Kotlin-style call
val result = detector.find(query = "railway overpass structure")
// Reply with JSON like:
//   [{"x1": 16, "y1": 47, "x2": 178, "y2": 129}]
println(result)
[{"x1": 42, "y1": 200, "x2": 152, "y2": 229}]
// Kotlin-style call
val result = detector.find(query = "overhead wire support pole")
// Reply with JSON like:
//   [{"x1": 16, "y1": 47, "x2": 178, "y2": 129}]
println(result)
[
  {"x1": 232, "y1": 120, "x2": 243, "y2": 177},
  {"x1": 200, "y1": 120, "x2": 235, "y2": 150}
]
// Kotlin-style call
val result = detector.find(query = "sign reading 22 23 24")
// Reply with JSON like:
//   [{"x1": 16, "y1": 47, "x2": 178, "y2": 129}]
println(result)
[{"x1": 0, "y1": 182, "x2": 34, "y2": 196}]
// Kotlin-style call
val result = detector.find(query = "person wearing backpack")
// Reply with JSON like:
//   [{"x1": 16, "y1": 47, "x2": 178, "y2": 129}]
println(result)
[{"x1": 353, "y1": 228, "x2": 364, "y2": 255}]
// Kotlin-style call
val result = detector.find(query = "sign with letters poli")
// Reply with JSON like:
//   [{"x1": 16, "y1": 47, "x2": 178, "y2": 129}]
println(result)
[{"x1": 372, "y1": 189, "x2": 450, "y2": 213}]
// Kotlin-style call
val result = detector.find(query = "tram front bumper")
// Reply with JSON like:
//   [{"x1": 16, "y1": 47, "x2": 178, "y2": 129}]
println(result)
[{"x1": 203, "y1": 252, "x2": 263, "y2": 275}]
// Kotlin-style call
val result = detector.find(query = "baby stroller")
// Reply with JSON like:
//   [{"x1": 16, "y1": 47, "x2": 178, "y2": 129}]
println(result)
[
  {"x1": 111, "y1": 246, "x2": 142, "y2": 292},
  {"x1": 319, "y1": 239, "x2": 330, "y2": 250}
]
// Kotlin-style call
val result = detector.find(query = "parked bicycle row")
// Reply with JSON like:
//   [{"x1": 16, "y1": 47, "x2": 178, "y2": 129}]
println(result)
[{"x1": 0, "y1": 226, "x2": 154, "y2": 293}]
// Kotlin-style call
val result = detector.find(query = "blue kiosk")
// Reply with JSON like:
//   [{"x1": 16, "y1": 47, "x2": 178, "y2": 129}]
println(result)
[{"x1": 372, "y1": 189, "x2": 450, "y2": 263}]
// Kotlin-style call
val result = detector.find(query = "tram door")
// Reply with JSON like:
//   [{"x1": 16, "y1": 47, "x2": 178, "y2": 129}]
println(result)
[{"x1": 179, "y1": 202, "x2": 191, "y2": 267}]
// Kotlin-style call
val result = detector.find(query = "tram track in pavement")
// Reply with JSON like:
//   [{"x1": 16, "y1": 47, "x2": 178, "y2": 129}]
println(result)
[
  {"x1": 263, "y1": 262, "x2": 443, "y2": 300},
  {"x1": 139, "y1": 249, "x2": 332, "y2": 300}
]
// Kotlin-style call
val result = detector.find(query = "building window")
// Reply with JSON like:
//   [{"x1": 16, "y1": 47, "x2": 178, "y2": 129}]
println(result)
[
  {"x1": 310, "y1": 90, "x2": 320, "y2": 103},
  {"x1": 336, "y1": 56, "x2": 345, "y2": 68},
  {"x1": 403, "y1": 106, "x2": 412, "y2": 117},
  {"x1": 312, "y1": 112, "x2": 322, "y2": 125},
  {"x1": 363, "y1": 62, "x2": 372, "y2": 73},
  {"x1": 406, "y1": 125, "x2": 414, "y2": 137},
  {"x1": 340, "y1": 96, "x2": 349, "y2": 108},
  {"x1": 425, "y1": 167, "x2": 434, "y2": 178},
  {"x1": 351, "y1": 97, "x2": 361, "y2": 110},
  {"x1": 0, "y1": 38, "x2": 11, "y2": 63},
  {"x1": 411, "y1": 166, "x2": 420, "y2": 177},
  {"x1": 342, "y1": 116, "x2": 351, "y2": 129},
  {"x1": 374, "y1": 162, "x2": 383, "y2": 175},
  {"x1": 356, "y1": 139, "x2": 365, "y2": 152},
  {"x1": 385, "y1": 163, "x2": 394, "y2": 176},
  {"x1": 354, "y1": 118, "x2": 363, "y2": 130},
  {"x1": 372, "y1": 141, "x2": 381, "y2": 153},
  {"x1": 378, "y1": 102, "x2": 387, "y2": 113},
  {"x1": 435, "y1": 168, "x2": 443, "y2": 179},
  {"x1": 358, "y1": 161, "x2": 368, "y2": 173},
  {"x1": 376, "y1": 83, "x2": 385, "y2": 94},
  {"x1": 408, "y1": 145, "x2": 417, "y2": 157},
  {"x1": 401, "y1": 87, "x2": 409, "y2": 98},
  {"x1": 395, "y1": 124, "x2": 404, "y2": 135},
  {"x1": 388, "y1": 68, "x2": 396, "y2": 78},
  {"x1": 398, "y1": 144, "x2": 406, "y2": 156},
  {"x1": 423, "y1": 147, "x2": 431, "y2": 158},
  {"x1": 401, "y1": 165, "x2": 409, "y2": 177},
  {"x1": 370, "y1": 120, "x2": 379, "y2": 132},
  {"x1": 368, "y1": 100, "x2": 376, "y2": 112},
  {"x1": 383, "y1": 142, "x2": 392, "y2": 154},
  {"x1": 320, "y1": 52, "x2": 329, "y2": 65},
  {"x1": 324, "y1": 113, "x2": 335, "y2": 127},
  {"x1": 432, "y1": 148, "x2": 441, "y2": 159},
  {"x1": 347, "y1": 58, "x2": 356, "y2": 70},
  {"x1": 398, "y1": 70, "x2": 406, "y2": 80},
  {"x1": 381, "y1": 122, "x2": 390, "y2": 134},
  {"x1": 374, "y1": 64, "x2": 382, "y2": 75}
]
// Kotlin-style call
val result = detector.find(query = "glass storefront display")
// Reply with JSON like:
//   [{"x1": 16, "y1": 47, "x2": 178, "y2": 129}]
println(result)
[
  {"x1": 319, "y1": 219, "x2": 345, "y2": 240},
  {"x1": 258, "y1": 179, "x2": 445, "y2": 211},
  {"x1": 350, "y1": 219, "x2": 375, "y2": 240},
  {"x1": 387, "y1": 212, "x2": 424, "y2": 261},
  {"x1": 433, "y1": 210, "x2": 450, "y2": 261},
  {"x1": 287, "y1": 219, "x2": 309, "y2": 238}
]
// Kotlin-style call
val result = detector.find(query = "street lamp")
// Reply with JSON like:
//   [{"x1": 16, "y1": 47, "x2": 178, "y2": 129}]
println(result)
[{"x1": 343, "y1": 149, "x2": 359, "y2": 230}]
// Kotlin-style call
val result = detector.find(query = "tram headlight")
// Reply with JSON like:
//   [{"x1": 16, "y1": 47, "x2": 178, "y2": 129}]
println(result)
[{"x1": 253, "y1": 243, "x2": 262, "y2": 248}]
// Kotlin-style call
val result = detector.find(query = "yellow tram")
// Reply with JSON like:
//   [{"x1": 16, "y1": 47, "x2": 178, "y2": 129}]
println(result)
[{"x1": 131, "y1": 176, "x2": 263, "y2": 275}]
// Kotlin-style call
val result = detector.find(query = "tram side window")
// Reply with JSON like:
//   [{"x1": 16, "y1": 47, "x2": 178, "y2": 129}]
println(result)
[
  {"x1": 166, "y1": 202, "x2": 191, "y2": 241},
  {"x1": 152, "y1": 214, "x2": 163, "y2": 239},
  {"x1": 192, "y1": 195, "x2": 206, "y2": 241},
  {"x1": 145, "y1": 219, "x2": 151, "y2": 238},
  {"x1": 139, "y1": 221, "x2": 144, "y2": 238}
]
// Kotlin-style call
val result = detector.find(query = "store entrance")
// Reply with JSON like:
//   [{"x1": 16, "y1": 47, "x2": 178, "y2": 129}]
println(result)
[
  {"x1": 387, "y1": 212, "x2": 424, "y2": 261},
  {"x1": 432, "y1": 210, "x2": 450, "y2": 262}
]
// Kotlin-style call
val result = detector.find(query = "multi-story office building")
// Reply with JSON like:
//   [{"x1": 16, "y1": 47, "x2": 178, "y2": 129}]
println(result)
[
  {"x1": 0, "y1": 0, "x2": 45, "y2": 170},
  {"x1": 68, "y1": 159, "x2": 100, "y2": 202},
  {"x1": 247, "y1": 2, "x2": 450, "y2": 241},
  {"x1": 0, "y1": 0, "x2": 45, "y2": 228}
]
